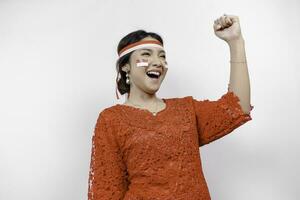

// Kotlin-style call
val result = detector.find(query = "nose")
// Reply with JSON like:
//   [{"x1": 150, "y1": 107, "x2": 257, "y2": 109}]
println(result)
[{"x1": 150, "y1": 55, "x2": 164, "y2": 68}]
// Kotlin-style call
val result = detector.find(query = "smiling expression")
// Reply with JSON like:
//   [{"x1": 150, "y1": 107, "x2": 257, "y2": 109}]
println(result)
[{"x1": 122, "y1": 37, "x2": 169, "y2": 94}]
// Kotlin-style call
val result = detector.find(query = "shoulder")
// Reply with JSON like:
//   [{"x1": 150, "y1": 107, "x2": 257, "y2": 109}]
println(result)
[
  {"x1": 95, "y1": 104, "x2": 122, "y2": 126},
  {"x1": 164, "y1": 96, "x2": 195, "y2": 113},
  {"x1": 164, "y1": 95, "x2": 194, "y2": 104}
]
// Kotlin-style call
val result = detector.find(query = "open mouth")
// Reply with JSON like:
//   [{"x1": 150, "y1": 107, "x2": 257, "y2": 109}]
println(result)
[{"x1": 146, "y1": 71, "x2": 161, "y2": 79}]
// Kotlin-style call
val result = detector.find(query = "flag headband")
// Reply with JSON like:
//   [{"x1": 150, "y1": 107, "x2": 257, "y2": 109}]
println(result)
[{"x1": 118, "y1": 40, "x2": 164, "y2": 58}]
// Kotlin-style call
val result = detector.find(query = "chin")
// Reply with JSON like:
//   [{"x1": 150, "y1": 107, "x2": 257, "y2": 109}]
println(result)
[{"x1": 144, "y1": 86, "x2": 160, "y2": 94}]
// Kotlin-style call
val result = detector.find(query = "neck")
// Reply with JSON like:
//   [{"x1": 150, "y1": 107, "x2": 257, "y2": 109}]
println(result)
[{"x1": 125, "y1": 86, "x2": 159, "y2": 105}]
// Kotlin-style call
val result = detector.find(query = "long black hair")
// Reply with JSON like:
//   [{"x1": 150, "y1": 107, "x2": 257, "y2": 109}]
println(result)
[{"x1": 116, "y1": 29, "x2": 164, "y2": 96}]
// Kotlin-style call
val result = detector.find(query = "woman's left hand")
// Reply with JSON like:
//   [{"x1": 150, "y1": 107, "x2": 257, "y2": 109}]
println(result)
[{"x1": 213, "y1": 14, "x2": 243, "y2": 44}]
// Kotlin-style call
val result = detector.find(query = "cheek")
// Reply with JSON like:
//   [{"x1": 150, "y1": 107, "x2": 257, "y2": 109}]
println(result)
[
  {"x1": 130, "y1": 68, "x2": 147, "y2": 81},
  {"x1": 135, "y1": 58, "x2": 149, "y2": 68},
  {"x1": 163, "y1": 61, "x2": 168, "y2": 68}
]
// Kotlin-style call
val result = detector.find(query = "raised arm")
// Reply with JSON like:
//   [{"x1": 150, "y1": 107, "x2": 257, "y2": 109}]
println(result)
[
  {"x1": 213, "y1": 14, "x2": 253, "y2": 114},
  {"x1": 228, "y1": 37, "x2": 252, "y2": 114}
]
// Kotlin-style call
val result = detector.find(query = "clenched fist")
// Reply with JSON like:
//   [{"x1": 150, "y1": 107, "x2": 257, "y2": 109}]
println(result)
[{"x1": 213, "y1": 14, "x2": 243, "y2": 44}]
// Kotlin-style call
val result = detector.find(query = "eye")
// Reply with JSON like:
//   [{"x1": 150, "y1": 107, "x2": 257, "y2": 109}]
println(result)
[
  {"x1": 141, "y1": 52, "x2": 150, "y2": 56},
  {"x1": 161, "y1": 55, "x2": 166, "y2": 59}
]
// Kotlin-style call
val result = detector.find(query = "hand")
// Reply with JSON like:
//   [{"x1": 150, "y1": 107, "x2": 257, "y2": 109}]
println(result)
[{"x1": 213, "y1": 14, "x2": 243, "y2": 44}]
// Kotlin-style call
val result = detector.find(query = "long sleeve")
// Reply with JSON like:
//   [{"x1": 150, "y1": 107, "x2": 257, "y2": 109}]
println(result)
[
  {"x1": 192, "y1": 91, "x2": 254, "y2": 147},
  {"x1": 88, "y1": 112, "x2": 129, "y2": 200}
]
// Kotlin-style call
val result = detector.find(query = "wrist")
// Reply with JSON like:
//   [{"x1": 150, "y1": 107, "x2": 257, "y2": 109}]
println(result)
[
  {"x1": 227, "y1": 37, "x2": 245, "y2": 47},
  {"x1": 228, "y1": 37, "x2": 246, "y2": 62}
]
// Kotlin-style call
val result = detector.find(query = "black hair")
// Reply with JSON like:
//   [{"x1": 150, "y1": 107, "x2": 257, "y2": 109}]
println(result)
[{"x1": 115, "y1": 29, "x2": 164, "y2": 96}]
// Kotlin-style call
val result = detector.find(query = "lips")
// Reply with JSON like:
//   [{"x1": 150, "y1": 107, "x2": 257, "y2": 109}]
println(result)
[
  {"x1": 146, "y1": 70, "x2": 161, "y2": 79},
  {"x1": 146, "y1": 68, "x2": 162, "y2": 73}
]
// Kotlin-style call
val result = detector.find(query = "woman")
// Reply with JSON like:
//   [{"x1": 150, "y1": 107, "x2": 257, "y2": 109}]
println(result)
[{"x1": 88, "y1": 14, "x2": 254, "y2": 200}]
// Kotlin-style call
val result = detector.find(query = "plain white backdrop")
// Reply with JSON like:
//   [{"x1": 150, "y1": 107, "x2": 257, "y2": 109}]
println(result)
[{"x1": 0, "y1": 0, "x2": 299, "y2": 199}]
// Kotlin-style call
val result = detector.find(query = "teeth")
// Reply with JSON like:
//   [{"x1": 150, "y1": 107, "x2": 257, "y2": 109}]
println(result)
[{"x1": 147, "y1": 71, "x2": 161, "y2": 76}]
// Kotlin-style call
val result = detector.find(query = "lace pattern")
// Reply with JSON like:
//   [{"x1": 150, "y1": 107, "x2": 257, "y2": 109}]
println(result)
[
  {"x1": 87, "y1": 91, "x2": 254, "y2": 199},
  {"x1": 191, "y1": 91, "x2": 254, "y2": 147},
  {"x1": 88, "y1": 112, "x2": 129, "y2": 200}
]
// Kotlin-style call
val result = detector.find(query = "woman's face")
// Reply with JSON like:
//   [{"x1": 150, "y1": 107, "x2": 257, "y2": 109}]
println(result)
[{"x1": 122, "y1": 36, "x2": 168, "y2": 95}]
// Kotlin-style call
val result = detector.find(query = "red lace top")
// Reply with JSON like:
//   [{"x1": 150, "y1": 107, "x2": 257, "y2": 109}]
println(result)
[{"x1": 88, "y1": 91, "x2": 254, "y2": 200}]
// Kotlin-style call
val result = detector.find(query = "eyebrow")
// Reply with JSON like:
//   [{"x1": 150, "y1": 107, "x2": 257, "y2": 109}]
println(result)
[{"x1": 140, "y1": 48, "x2": 165, "y2": 54}]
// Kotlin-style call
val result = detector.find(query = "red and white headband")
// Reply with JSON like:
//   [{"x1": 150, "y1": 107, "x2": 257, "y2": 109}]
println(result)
[{"x1": 118, "y1": 40, "x2": 164, "y2": 58}]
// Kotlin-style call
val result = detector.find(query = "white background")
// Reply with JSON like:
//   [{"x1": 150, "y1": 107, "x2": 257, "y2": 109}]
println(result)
[{"x1": 0, "y1": 0, "x2": 299, "y2": 199}]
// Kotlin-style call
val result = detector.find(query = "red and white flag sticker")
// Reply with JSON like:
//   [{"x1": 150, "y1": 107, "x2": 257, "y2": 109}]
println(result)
[
  {"x1": 136, "y1": 59, "x2": 149, "y2": 67},
  {"x1": 136, "y1": 58, "x2": 169, "y2": 68}
]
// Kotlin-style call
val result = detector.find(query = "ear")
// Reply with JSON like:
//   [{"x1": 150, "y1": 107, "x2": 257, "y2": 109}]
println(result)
[{"x1": 121, "y1": 63, "x2": 130, "y2": 73}]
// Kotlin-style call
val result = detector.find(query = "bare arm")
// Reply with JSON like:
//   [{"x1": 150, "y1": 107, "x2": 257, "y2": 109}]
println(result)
[
  {"x1": 227, "y1": 37, "x2": 252, "y2": 114},
  {"x1": 213, "y1": 14, "x2": 253, "y2": 115}
]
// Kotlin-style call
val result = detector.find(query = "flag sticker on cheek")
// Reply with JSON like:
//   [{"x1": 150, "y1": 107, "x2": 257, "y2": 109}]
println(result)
[
  {"x1": 136, "y1": 59, "x2": 149, "y2": 67},
  {"x1": 136, "y1": 59, "x2": 169, "y2": 68}
]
